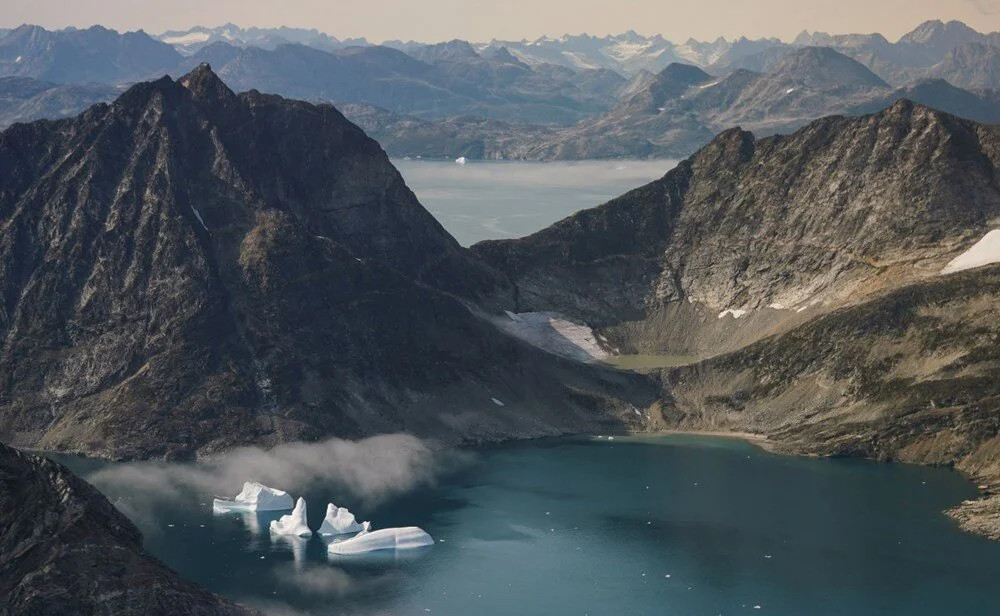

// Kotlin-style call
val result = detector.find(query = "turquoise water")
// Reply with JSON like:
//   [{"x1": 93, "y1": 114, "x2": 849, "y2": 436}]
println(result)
[
  {"x1": 394, "y1": 159, "x2": 676, "y2": 246},
  {"x1": 55, "y1": 435, "x2": 1000, "y2": 615}
]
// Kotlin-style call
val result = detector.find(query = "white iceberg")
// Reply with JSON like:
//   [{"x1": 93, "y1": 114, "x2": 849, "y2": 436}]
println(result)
[
  {"x1": 941, "y1": 230, "x2": 1000, "y2": 275},
  {"x1": 213, "y1": 481, "x2": 293, "y2": 512},
  {"x1": 318, "y1": 503, "x2": 367, "y2": 536},
  {"x1": 269, "y1": 497, "x2": 313, "y2": 537},
  {"x1": 327, "y1": 526, "x2": 433, "y2": 555},
  {"x1": 455, "y1": 156, "x2": 467, "y2": 165}
]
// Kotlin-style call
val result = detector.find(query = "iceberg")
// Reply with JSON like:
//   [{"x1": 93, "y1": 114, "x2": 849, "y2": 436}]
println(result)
[
  {"x1": 318, "y1": 503, "x2": 367, "y2": 536},
  {"x1": 327, "y1": 526, "x2": 433, "y2": 555},
  {"x1": 455, "y1": 156, "x2": 467, "y2": 165},
  {"x1": 269, "y1": 497, "x2": 313, "y2": 537},
  {"x1": 212, "y1": 481, "x2": 293, "y2": 512}
]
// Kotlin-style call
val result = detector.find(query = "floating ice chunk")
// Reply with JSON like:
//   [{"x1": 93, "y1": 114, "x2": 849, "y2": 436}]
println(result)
[
  {"x1": 213, "y1": 481, "x2": 293, "y2": 512},
  {"x1": 327, "y1": 526, "x2": 433, "y2": 554},
  {"x1": 269, "y1": 497, "x2": 313, "y2": 537},
  {"x1": 491, "y1": 397, "x2": 505, "y2": 407},
  {"x1": 455, "y1": 156, "x2": 468, "y2": 165},
  {"x1": 941, "y1": 230, "x2": 1000, "y2": 274},
  {"x1": 318, "y1": 503, "x2": 366, "y2": 536},
  {"x1": 15, "y1": 55, "x2": 23, "y2": 63}
]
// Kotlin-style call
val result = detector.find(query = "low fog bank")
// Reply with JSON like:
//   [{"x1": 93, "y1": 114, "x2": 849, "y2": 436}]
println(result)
[{"x1": 86, "y1": 434, "x2": 467, "y2": 523}]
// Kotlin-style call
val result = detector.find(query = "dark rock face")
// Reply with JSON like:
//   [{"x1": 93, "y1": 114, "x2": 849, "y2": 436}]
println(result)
[
  {"x1": 0, "y1": 64, "x2": 653, "y2": 460},
  {"x1": 473, "y1": 101, "x2": 1000, "y2": 354},
  {"x1": 0, "y1": 442, "x2": 255, "y2": 615}
]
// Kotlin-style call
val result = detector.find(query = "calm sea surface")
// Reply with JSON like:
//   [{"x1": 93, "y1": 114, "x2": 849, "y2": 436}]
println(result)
[
  {"x1": 55, "y1": 435, "x2": 1000, "y2": 615},
  {"x1": 393, "y1": 159, "x2": 677, "y2": 246}
]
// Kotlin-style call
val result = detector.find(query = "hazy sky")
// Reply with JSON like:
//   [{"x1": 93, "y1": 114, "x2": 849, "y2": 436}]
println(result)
[{"x1": 4, "y1": 0, "x2": 1000, "y2": 43}]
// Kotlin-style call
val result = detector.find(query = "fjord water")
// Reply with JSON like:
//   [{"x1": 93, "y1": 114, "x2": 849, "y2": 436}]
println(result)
[
  {"x1": 394, "y1": 159, "x2": 676, "y2": 245},
  {"x1": 57, "y1": 436, "x2": 1000, "y2": 615}
]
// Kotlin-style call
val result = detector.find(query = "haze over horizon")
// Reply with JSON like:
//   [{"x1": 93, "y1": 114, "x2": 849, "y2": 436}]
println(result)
[{"x1": 3, "y1": 0, "x2": 1000, "y2": 44}]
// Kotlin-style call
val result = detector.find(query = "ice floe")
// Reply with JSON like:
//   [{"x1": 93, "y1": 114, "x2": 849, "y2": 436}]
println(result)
[
  {"x1": 327, "y1": 526, "x2": 434, "y2": 555},
  {"x1": 941, "y1": 230, "x2": 1000, "y2": 275},
  {"x1": 318, "y1": 503, "x2": 366, "y2": 536},
  {"x1": 213, "y1": 481, "x2": 294, "y2": 512},
  {"x1": 270, "y1": 497, "x2": 313, "y2": 537},
  {"x1": 455, "y1": 156, "x2": 468, "y2": 165}
]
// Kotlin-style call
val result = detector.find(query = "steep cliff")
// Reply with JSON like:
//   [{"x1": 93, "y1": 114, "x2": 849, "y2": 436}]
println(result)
[{"x1": 0, "y1": 443, "x2": 256, "y2": 615}]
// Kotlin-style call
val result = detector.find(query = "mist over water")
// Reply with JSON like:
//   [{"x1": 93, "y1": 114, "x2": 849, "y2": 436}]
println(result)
[
  {"x1": 85, "y1": 434, "x2": 461, "y2": 526},
  {"x1": 395, "y1": 159, "x2": 677, "y2": 246}
]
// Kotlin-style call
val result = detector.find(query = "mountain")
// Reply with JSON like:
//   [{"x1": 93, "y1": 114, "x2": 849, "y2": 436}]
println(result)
[
  {"x1": 338, "y1": 102, "x2": 553, "y2": 159},
  {"x1": 470, "y1": 101, "x2": 1000, "y2": 536},
  {"x1": 0, "y1": 76, "x2": 119, "y2": 127},
  {"x1": 0, "y1": 443, "x2": 256, "y2": 614},
  {"x1": 0, "y1": 25, "x2": 182, "y2": 83},
  {"x1": 929, "y1": 43, "x2": 1000, "y2": 90},
  {"x1": 351, "y1": 48, "x2": 1000, "y2": 162},
  {"x1": 898, "y1": 19, "x2": 987, "y2": 63},
  {"x1": 179, "y1": 42, "x2": 619, "y2": 124},
  {"x1": 157, "y1": 23, "x2": 367, "y2": 54},
  {"x1": 472, "y1": 101, "x2": 1000, "y2": 355},
  {"x1": 0, "y1": 65, "x2": 651, "y2": 460}
]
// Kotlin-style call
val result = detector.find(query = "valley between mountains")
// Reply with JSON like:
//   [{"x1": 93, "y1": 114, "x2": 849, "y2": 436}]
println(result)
[{"x1": 2, "y1": 64, "x2": 1000, "y2": 547}]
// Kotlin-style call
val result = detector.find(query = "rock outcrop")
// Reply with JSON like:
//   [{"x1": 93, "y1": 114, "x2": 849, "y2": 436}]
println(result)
[{"x1": 0, "y1": 442, "x2": 256, "y2": 615}]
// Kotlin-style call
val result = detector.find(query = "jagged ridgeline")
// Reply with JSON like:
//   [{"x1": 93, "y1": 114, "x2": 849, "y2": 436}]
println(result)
[{"x1": 0, "y1": 64, "x2": 652, "y2": 460}]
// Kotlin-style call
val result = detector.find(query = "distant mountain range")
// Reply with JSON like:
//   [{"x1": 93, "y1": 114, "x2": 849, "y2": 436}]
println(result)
[{"x1": 5, "y1": 20, "x2": 1000, "y2": 159}]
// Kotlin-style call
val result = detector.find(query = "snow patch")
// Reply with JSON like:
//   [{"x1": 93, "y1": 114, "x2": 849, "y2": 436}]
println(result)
[
  {"x1": 493, "y1": 311, "x2": 607, "y2": 362},
  {"x1": 190, "y1": 205, "x2": 208, "y2": 230},
  {"x1": 327, "y1": 526, "x2": 433, "y2": 554},
  {"x1": 718, "y1": 309, "x2": 748, "y2": 319},
  {"x1": 767, "y1": 303, "x2": 786, "y2": 310},
  {"x1": 270, "y1": 497, "x2": 312, "y2": 537},
  {"x1": 697, "y1": 81, "x2": 720, "y2": 89},
  {"x1": 213, "y1": 481, "x2": 293, "y2": 512},
  {"x1": 941, "y1": 230, "x2": 1000, "y2": 275},
  {"x1": 785, "y1": 87, "x2": 797, "y2": 94}
]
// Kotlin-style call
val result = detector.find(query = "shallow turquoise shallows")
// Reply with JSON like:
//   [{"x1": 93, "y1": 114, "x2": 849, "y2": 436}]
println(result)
[
  {"x1": 393, "y1": 159, "x2": 676, "y2": 246},
  {"x1": 55, "y1": 435, "x2": 1000, "y2": 615}
]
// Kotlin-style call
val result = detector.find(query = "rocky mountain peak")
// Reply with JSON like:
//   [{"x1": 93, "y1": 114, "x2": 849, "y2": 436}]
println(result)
[{"x1": 178, "y1": 62, "x2": 236, "y2": 103}]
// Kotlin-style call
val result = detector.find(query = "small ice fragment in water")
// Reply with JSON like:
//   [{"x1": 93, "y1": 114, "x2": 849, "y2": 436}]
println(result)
[
  {"x1": 491, "y1": 397, "x2": 505, "y2": 406},
  {"x1": 455, "y1": 156, "x2": 468, "y2": 165}
]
